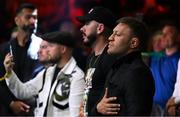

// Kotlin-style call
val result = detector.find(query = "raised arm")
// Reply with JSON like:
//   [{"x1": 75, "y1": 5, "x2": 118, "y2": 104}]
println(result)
[{"x1": 3, "y1": 53, "x2": 42, "y2": 100}]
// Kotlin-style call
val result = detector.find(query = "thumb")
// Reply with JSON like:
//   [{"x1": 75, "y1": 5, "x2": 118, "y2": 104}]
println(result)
[
  {"x1": 20, "y1": 102, "x2": 30, "y2": 109},
  {"x1": 103, "y1": 88, "x2": 108, "y2": 98}
]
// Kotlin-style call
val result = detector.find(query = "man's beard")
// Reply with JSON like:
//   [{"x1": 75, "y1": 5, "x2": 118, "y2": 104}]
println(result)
[
  {"x1": 40, "y1": 60, "x2": 51, "y2": 66},
  {"x1": 22, "y1": 24, "x2": 35, "y2": 34},
  {"x1": 48, "y1": 54, "x2": 61, "y2": 64},
  {"x1": 84, "y1": 33, "x2": 97, "y2": 47}
]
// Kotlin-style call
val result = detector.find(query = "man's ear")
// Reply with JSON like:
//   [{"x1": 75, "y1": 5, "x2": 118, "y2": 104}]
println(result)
[
  {"x1": 97, "y1": 23, "x2": 104, "y2": 34},
  {"x1": 14, "y1": 16, "x2": 19, "y2": 26},
  {"x1": 61, "y1": 46, "x2": 67, "y2": 54},
  {"x1": 130, "y1": 37, "x2": 140, "y2": 49}
]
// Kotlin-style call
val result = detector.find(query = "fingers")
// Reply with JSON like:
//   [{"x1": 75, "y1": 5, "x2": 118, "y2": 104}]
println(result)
[
  {"x1": 168, "y1": 106, "x2": 176, "y2": 116},
  {"x1": 107, "y1": 96, "x2": 117, "y2": 102},
  {"x1": 4, "y1": 53, "x2": 14, "y2": 72},
  {"x1": 99, "y1": 106, "x2": 120, "y2": 115},
  {"x1": 103, "y1": 88, "x2": 108, "y2": 98},
  {"x1": 97, "y1": 88, "x2": 120, "y2": 115},
  {"x1": 79, "y1": 110, "x2": 84, "y2": 117},
  {"x1": 107, "y1": 103, "x2": 120, "y2": 108},
  {"x1": 97, "y1": 99, "x2": 120, "y2": 115},
  {"x1": 166, "y1": 98, "x2": 175, "y2": 107},
  {"x1": 20, "y1": 106, "x2": 26, "y2": 112},
  {"x1": 4, "y1": 53, "x2": 12, "y2": 63},
  {"x1": 5, "y1": 53, "x2": 13, "y2": 59},
  {"x1": 104, "y1": 104, "x2": 120, "y2": 114},
  {"x1": 10, "y1": 101, "x2": 31, "y2": 115},
  {"x1": 166, "y1": 98, "x2": 175, "y2": 115},
  {"x1": 19, "y1": 102, "x2": 30, "y2": 112},
  {"x1": 21, "y1": 102, "x2": 30, "y2": 109},
  {"x1": 107, "y1": 107, "x2": 120, "y2": 112},
  {"x1": 79, "y1": 101, "x2": 84, "y2": 117},
  {"x1": 4, "y1": 53, "x2": 11, "y2": 64},
  {"x1": 106, "y1": 111, "x2": 118, "y2": 115}
]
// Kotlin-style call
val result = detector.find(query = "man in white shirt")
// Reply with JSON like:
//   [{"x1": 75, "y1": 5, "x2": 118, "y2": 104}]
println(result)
[{"x1": 3, "y1": 31, "x2": 85, "y2": 117}]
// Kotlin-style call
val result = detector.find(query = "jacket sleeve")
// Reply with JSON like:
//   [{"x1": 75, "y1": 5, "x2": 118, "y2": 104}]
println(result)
[
  {"x1": 5, "y1": 70, "x2": 44, "y2": 100},
  {"x1": 69, "y1": 68, "x2": 85, "y2": 117}
]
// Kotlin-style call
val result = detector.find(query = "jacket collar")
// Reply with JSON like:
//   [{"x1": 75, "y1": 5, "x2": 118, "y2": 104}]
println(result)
[
  {"x1": 112, "y1": 51, "x2": 142, "y2": 68},
  {"x1": 53, "y1": 57, "x2": 77, "y2": 76}
]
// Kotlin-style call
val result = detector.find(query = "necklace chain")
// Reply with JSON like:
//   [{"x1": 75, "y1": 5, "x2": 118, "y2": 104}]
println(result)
[
  {"x1": 88, "y1": 45, "x2": 107, "y2": 68},
  {"x1": 88, "y1": 54, "x2": 101, "y2": 68}
]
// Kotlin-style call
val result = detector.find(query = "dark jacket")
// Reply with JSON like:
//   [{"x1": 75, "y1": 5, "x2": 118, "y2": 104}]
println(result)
[
  {"x1": 92, "y1": 51, "x2": 155, "y2": 116},
  {"x1": 86, "y1": 46, "x2": 116, "y2": 115}
]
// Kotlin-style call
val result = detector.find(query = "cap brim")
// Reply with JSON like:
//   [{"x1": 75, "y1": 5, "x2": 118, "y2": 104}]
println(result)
[
  {"x1": 76, "y1": 15, "x2": 92, "y2": 23},
  {"x1": 40, "y1": 32, "x2": 56, "y2": 42},
  {"x1": 40, "y1": 34, "x2": 47, "y2": 40},
  {"x1": 40, "y1": 34, "x2": 49, "y2": 41}
]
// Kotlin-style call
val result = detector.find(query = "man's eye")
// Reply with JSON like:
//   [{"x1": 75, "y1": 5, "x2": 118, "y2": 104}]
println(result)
[
  {"x1": 114, "y1": 33, "x2": 120, "y2": 36},
  {"x1": 25, "y1": 15, "x2": 37, "y2": 19},
  {"x1": 32, "y1": 16, "x2": 37, "y2": 19}
]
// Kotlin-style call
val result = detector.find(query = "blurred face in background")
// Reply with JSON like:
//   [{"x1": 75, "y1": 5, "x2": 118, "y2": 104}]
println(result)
[
  {"x1": 38, "y1": 40, "x2": 50, "y2": 65},
  {"x1": 15, "y1": 8, "x2": 38, "y2": 33},
  {"x1": 152, "y1": 32, "x2": 165, "y2": 52},
  {"x1": 80, "y1": 20, "x2": 99, "y2": 47},
  {"x1": 162, "y1": 25, "x2": 177, "y2": 48}
]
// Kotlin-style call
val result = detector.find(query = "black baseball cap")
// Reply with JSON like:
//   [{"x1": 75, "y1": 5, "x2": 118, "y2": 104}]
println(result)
[
  {"x1": 41, "y1": 31, "x2": 76, "y2": 48},
  {"x1": 76, "y1": 6, "x2": 116, "y2": 29}
]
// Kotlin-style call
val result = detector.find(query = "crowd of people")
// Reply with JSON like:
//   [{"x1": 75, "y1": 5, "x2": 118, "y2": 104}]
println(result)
[{"x1": 0, "y1": 2, "x2": 180, "y2": 117}]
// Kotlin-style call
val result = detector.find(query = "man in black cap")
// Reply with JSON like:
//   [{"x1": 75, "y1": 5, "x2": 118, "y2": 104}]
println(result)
[
  {"x1": 3, "y1": 31, "x2": 85, "y2": 116},
  {"x1": 76, "y1": 6, "x2": 117, "y2": 116}
]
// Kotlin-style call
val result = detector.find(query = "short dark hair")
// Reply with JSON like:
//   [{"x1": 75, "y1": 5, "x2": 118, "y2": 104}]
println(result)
[
  {"x1": 160, "y1": 19, "x2": 180, "y2": 33},
  {"x1": 117, "y1": 17, "x2": 149, "y2": 50},
  {"x1": 16, "y1": 3, "x2": 37, "y2": 15}
]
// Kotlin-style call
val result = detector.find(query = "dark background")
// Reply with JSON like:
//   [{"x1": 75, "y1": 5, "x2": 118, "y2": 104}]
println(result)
[{"x1": 0, "y1": 0, "x2": 180, "y2": 43}]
